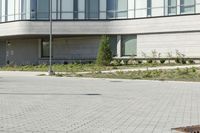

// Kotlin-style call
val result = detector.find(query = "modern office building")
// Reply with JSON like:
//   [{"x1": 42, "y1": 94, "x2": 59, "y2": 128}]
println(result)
[{"x1": 0, "y1": 0, "x2": 200, "y2": 65}]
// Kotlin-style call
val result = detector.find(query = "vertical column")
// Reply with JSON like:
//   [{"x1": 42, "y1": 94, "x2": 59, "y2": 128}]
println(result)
[{"x1": 117, "y1": 35, "x2": 122, "y2": 58}]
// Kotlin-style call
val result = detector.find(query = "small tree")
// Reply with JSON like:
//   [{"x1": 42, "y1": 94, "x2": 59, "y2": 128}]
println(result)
[{"x1": 96, "y1": 35, "x2": 112, "y2": 66}]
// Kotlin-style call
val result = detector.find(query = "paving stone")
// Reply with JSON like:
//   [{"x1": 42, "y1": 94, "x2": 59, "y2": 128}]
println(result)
[{"x1": 0, "y1": 73, "x2": 200, "y2": 132}]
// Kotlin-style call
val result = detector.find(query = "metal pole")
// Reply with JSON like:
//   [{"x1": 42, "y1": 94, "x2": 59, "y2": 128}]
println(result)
[{"x1": 48, "y1": 0, "x2": 54, "y2": 75}]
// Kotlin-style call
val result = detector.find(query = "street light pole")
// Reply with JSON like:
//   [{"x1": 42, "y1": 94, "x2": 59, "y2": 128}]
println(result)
[{"x1": 48, "y1": 0, "x2": 54, "y2": 75}]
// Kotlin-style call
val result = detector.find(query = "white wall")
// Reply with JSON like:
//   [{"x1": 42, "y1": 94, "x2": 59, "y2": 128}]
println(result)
[
  {"x1": 137, "y1": 32, "x2": 200, "y2": 57},
  {"x1": 1, "y1": 14, "x2": 200, "y2": 37}
]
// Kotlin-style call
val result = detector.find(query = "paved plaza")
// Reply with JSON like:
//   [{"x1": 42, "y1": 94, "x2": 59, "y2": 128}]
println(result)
[{"x1": 0, "y1": 71, "x2": 200, "y2": 133}]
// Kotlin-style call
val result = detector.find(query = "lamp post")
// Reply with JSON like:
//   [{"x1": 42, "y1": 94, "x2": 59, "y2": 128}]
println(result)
[{"x1": 48, "y1": 0, "x2": 54, "y2": 75}]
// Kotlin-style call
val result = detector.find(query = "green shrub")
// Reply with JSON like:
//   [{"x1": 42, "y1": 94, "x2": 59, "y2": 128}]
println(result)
[
  {"x1": 191, "y1": 67, "x2": 196, "y2": 73},
  {"x1": 96, "y1": 35, "x2": 112, "y2": 66},
  {"x1": 123, "y1": 60, "x2": 129, "y2": 65},
  {"x1": 175, "y1": 58, "x2": 181, "y2": 64},
  {"x1": 137, "y1": 60, "x2": 143, "y2": 64},
  {"x1": 147, "y1": 59, "x2": 153, "y2": 64},
  {"x1": 160, "y1": 59, "x2": 166, "y2": 64},
  {"x1": 181, "y1": 59, "x2": 187, "y2": 64},
  {"x1": 188, "y1": 59, "x2": 195, "y2": 64}
]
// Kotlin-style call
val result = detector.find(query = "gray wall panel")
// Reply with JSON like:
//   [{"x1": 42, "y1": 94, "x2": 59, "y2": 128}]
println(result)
[{"x1": 6, "y1": 39, "x2": 39, "y2": 65}]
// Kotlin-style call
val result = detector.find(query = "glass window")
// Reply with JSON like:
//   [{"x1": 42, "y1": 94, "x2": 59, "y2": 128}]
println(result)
[
  {"x1": 107, "y1": 0, "x2": 128, "y2": 19},
  {"x1": 0, "y1": 0, "x2": 2, "y2": 22},
  {"x1": 15, "y1": 0, "x2": 21, "y2": 20},
  {"x1": 121, "y1": 35, "x2": 137, "y2": 56},
  {"x1": 78, "y1": 0, "x2": 85, "y2": 19},
  {"x1": 128, "y1": 0, "x2": 135, "y2": 18},
  {"x1": 167, "y1": 0, "x2": 177, "y2": 15},
  {"x1": 1, "y1": 0, "x2": 5, "y2": 22},
  {"x1": 37, "y1": 0, "x2": 49, "y2": 19},
  {"x1": 61, "y1": 0, "x2": 73, "y2": 19},
  {"x1": 41, "y1": 40, "x2": 50, "y2": 58},
  {"x1": 74, "y1": 0, "x2": 78, "y2": 19},
  {"x1": 117, "y1": 0, "x2": 128, "y2": 18},
  {"x1": 109, "y1": 36, "x2": 117, "y2": 56},
  {"x1": 180, "y1": 0, "x2": 195, "y2": 14},
  {"x1": 152, "y1": 0, "x2": 164, "y2": 16},
  {"x1": 147, "y1": 0, "x2": 152, "y2": 16},
  {"x1": 30, "y1": 0, "x2": 37, "y2": 19},
  {"x1": 107, "y1": 0, "x2": 116, "y2": 18},
  {"x1": 21, "y1": 0, "x2": 26, "y2": 19},
  {"x1": 135, "y1": 0, "x2": 147, "y2": 18},
  {"x1": 99, "y1": 0, "x2": 106, "y2": 19},
  {"x1": 85, "y1": 0, "x2": 99, "y2": 19},
  {"x1": 7, "y1": 0, "x2": 15, "y2": 21}
]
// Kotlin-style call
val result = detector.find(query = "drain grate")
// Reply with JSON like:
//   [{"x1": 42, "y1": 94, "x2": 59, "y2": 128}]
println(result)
[{"x1": 172, "y1": 125, "x2": 200, "y2": 133}]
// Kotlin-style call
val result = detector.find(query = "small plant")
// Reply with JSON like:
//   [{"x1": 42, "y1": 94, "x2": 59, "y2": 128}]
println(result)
[
  {"x1": 141, "y1": 51, "x2": 148, "y2": 58},
  {"x1": 116, "y1": 59, "x2": 122, "y2": 65},
  {"x1": 123, "y1": 60, "x2": 129, "y2": 65},
  {"x1": 137, "y1": 60, "x2": 142, "y2": 64},
  {"x1": 160, "y1": 59, "x2": 166, "y2": 64},
  {"x1": 151, "y1": 50, "x2": 158, "y2": 58},
  {"x1": 188, "y1": 59, "x2": 195, "y2": 64},
  {"x1": 147, "y1": 59, "x2": 153, "y2": 64},
  {"x1": 167, "y1": 52, "x2": 173, "y2": 64},
  {"x1": 96, "y1": 35, "x2": 112, "y2": 66},
  {"x1": 181, "y1": 58, "x2": 187, "y2": 64},
  {"x1": 191, "y1": 67, "x2": 196, "y2": 73},
  {"x1": 175, "y1": 58, "x2": 181, "y2": 64}
]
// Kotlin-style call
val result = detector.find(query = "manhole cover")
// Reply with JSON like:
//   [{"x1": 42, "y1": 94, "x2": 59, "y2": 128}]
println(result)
[{"x1": 172, "y1": 125, "x2": 200, "y2": 133}]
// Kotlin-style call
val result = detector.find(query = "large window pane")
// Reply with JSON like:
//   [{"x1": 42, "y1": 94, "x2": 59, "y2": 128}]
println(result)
[
  {"x1": 109, "y1": 36, "x2": 117, "y2": 56},
  {"x1": 78, "y1": 0, "x2": 85, "y2": 19},
  {"x1": 167, "y1": 0, "x2": 177, "y2": 15},
  {"x1": 128, "y1": 0, "x2": 135, "y2": 18},
  {"x1": 147, "y1": 0, "x2": 152, "y2": 16},
  {"x1": 180, "y1": 0, "x2": 195, "y2": 14},
  {"x1": 30, "y1": 0, "x2": 37, "y2": 19},
  {"x1": 41, "y1": 40, "x2": 50, "y2": 58},
  {"x1": 107, "y1": 0, "x2": 116, "y2": 18},
  {"x1": 15, "y1": 0, "x2": 21, "y2": 20},
  {"x1": 107, "y1": 0, "x2": 128, "y2": 19},
  {"x1": 85, "y1": 0, "x2": 99, "y2": 19},
  {"x1": 152, "y1": 0, "x2": 164, "y2": 16},
  {"x1": 197, "y1": 0, "x2": 200, "y2": 13},
  {"x1": 121, "y1": 35, "x2": 137, "y2": 56},
  {"x1": 135, "y1": 0, "x2": 147, "y2": 18},
  {"x1": 37, "y1": 0, "x2": 49, "y2": 19},
  {"x1": 117, "y1": 0, "x2": 128, "y2": 18},
  {"x1": 0, "y1": 0, "x2": 2, "y2": 22},
  {"x1": 100, "y1": 0, "x2": 106, "y2": 19},
  {"x1": 74, "y1": 0, "x2": 78, "y2": 19},
  {"x1": 7, "y1": 0, "x2": 14, "y2": 21},
  {"x1": 61, "y1": 0, "x2": 73, "y2": 19}
]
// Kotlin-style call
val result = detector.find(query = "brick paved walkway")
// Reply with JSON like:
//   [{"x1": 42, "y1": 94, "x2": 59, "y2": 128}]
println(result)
[{"x1": 0, "y1": 72, "x2": 200, "y2": 133}]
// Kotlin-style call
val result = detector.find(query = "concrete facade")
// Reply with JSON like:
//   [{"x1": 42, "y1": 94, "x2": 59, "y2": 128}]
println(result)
[{"x1": 1, "y1": 14, "x2": 200, "y2": 65}]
